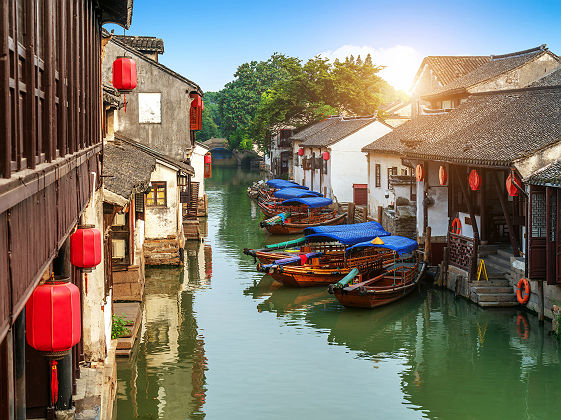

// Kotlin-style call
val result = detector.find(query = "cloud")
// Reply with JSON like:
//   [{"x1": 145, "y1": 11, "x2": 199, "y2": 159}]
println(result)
[{"x1": 319, "y1": 44, "x2": 422, "y2": 92}]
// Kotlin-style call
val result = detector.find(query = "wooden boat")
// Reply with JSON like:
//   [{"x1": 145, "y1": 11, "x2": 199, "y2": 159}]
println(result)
[
  {"x1": 251, "y1": 222, "x2": 402, "y2": 287},
  {"x1": 260, "y1": 197, "x2": 346, "y2": 235},
  {"x1": 329, "y1": 236, "x2": 426, "y2": 308},
  {"x1": 244, "y1": 221, "x2": 392, "y2": 265},
  {"x1": 257, "y1": 179, "x2": 309, "y2": 202}
]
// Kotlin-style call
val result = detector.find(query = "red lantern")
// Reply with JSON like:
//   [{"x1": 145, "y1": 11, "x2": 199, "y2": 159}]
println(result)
[
  {"x1": 70, "y1": 226, "x2": 102, "y2": 269},
  {"x1": 26, "y1": 278, "x2": 81, "y2": 405},
  {"x1": 322, "y1": 152, "x2": 330, "y2": 161},
  {"x1": 298, "y1": 148, "x2": 304, "y2": 157},
  {"x1": 204, "y1": 153, "x2": 212, "y2": 178},
  {"x1": 112, "y1": 57, "x2": 137, "y2": 92},
  {"x1": 190, "y1": 93, "x2": 203, "y2": 131},
  {"x1": 506, "y1": 173, "x2": 522, "y2": 196},
  {"x1": 469, "y1": 169, "x2": 481, "y2": 191},
  {"x1": 416, "y1": 164, "x2": 424, "y2": 182},
  {"x1": 439, "y1": 166, "x2": 447, "y2": 186}
]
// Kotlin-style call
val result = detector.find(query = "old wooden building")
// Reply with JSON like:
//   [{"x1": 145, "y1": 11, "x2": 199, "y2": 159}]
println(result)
[{"x1": 0, "y1": 1, "x2": 132, "y2": 418}]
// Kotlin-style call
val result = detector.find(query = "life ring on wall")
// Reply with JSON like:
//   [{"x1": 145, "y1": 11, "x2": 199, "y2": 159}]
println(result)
[
  {"x1": 516, "y1": 314, "x2": 530, "y2": 340},
  {"x1": 516, "y1": 278, "x2": 530, "y2": 304},
  {"x1": 451, "y1": 217, "x2": 462, "y2": 235}
]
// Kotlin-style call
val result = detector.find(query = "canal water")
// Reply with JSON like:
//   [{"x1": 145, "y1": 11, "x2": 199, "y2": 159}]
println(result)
[{"x1": 115, "y1": 167, "x2": 561, "y2": 420}]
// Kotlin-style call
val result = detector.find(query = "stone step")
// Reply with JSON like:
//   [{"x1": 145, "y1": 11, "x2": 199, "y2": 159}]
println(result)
[
  {"x1": 478, "y1": 301, "x2": 520, "y2": 308},
  {"x1": 471, "y1": 286, "x2": 514, "y2": 294},
  {"x1": 477, "y1": 293, "x2": 517, "y2": 302},
  {"x1": 484, "y1": 259, "x2": 510, "y2": 275},
  {"x1": 471, "y1": 279, "x2": 510, "y2": 287}
]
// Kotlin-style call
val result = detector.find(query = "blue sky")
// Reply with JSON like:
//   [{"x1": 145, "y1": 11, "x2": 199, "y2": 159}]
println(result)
[{"x1": 105, "y1": 0, "x2": 561, "y2": 92}]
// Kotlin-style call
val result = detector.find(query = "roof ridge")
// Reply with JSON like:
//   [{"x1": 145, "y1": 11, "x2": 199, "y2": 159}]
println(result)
[{"x1": 490, "y1": 44, "x2": 547, "y2": 60}]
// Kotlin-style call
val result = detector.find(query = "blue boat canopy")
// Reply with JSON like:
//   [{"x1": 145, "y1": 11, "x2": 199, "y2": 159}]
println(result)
[
  {"x1": 304, "y1": 221, "x2": 386, "y2": 236},
  {"x1": 305, "y1": 224, "x2": 391, "y2": 246},
  {"x1": 274, "y1": 188, "x2": 322, "y2": 199},
  {"x1": 280, "y1": 197, "x2": 333, "y2": 208},
  {"x1": 266, "y1": 179, "x2": 308, "y2": 190},
  {"x1": 346, "y1": 235, "x2": 418, "y2": 255}
]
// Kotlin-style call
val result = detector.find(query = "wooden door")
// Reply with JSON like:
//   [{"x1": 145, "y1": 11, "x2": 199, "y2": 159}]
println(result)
[{"x1": 529, "y1": 186, "x2": 546, "y2": 280}]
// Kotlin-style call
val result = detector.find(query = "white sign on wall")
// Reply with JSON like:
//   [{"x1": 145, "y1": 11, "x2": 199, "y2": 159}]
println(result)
[{"x1": 138, "y1": 92, "x2": 161, "y2": 123}]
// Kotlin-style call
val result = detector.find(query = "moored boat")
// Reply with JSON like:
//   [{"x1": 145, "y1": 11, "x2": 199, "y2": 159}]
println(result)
[
  {"x1": 260, "y1": 197, "x2": 346, "y2": 234},
  {"x1": 329, "y1": 236, "x2": 426, "y2": 308},
  {"x1": 251, "y1": 222, "x2": 399, "y2": 287}
]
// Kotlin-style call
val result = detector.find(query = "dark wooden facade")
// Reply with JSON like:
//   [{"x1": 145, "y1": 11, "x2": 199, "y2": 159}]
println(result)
[{"x1": 0, "y1": 0, "x2": 131, "y2": 417}]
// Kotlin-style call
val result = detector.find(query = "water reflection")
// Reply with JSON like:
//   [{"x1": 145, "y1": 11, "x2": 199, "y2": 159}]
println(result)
[{"x1": 115, "y1": 241, "x2": 213, "y2": 419}]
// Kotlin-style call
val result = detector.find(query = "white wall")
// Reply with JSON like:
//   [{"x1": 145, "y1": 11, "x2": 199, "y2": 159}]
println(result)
[
  {"x1": 145, "y1": 161, "x2": 181, "y2": 239},
  {"x1": 366, "y1": 152, "x2": 407, "y2": 214},
  {"x1": 191, "y1": 144, "x2": 207, "y2": 197},
  {"x1": 292, "y1": 140, "x2": 304, "y2": 185}
]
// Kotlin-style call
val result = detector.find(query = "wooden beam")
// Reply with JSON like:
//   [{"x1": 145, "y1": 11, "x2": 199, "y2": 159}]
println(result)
[
  {"x1": 0, "y1": 0, "x2": 11, "y2": 178},
  {"x1": 492, "y1": 170, "x2": 520, "y2": 257},
  {"x1": 44, "y1": 0, "x2": 56, "y2": 162},
  {"x1": 24, "y1": 0, "x2": 37, "y2": 170}
]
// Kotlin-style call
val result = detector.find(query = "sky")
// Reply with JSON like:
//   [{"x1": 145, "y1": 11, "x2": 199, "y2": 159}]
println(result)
[{"x1": 105, "y1": 0, "x2": 561, "y2": 93}]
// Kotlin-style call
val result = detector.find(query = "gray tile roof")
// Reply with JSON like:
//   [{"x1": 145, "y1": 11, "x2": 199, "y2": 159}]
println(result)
[
  {"x1": 103, "y1": 141, "x2": 156, "y2": 199},
  {"x1": 364, "y1": 87, "x2": 561, "y2": 166},
  {"x1": 113, "y1": 35, "x2": 164, "y2": 54},
  {"x1": 298, "y1": 116, "x2": 377, "y2": 147},
  {"x1": 412, "y1": 56, "x2": 489, "y2": 88},
  {"x1": 526, "y1": 159, "x2": 561, "y2": 186},
  {"x1": 291, "y1": 118, "x2": 339, "y2": 141},
  {"x1": 424, "y1": 45, "x2": 555, "y2": 98},
  {"x1": 530, "y1": 66, "x2": 561, "y2": 87}
]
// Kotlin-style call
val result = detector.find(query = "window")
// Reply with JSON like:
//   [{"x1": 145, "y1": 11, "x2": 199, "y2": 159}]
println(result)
[
  {"x1": 147, "y1": 182, "x2": 167, "y2": 206},
  {"x1": 387, "y1": 167, "x2": 397, "y2": 189},
  {"x1": 375, "y1": 164, "x2": 381, "y2": 187},
  {"x1": 139, "y1": 93, "x2": 162, "y2": 123},
  {"x1": 401, "y1": 168, "x2": 408, "y2": 176}
]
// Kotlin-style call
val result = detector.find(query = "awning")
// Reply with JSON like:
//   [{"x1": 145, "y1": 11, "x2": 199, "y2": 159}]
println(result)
[
  {"x1": 266, "y1": 179, "x2": 308, "y2": 190},
  {"x1": 274, "y1": 188, "x2": 322, "y2": 199},
  {"x1": 346, "y1": 236, "x2": 418, "y2": 255},
  {"x1": 280, "y1": 197, "x2": 333, "y2": 208}
]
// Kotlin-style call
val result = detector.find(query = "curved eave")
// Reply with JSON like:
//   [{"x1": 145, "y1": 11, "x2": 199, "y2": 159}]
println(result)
[
  {"x1": 403, "y1": 152, "x2": 511, "y2": 168},
  {"x1": 99, "y1": 0, "x2": 134, "y2": 29}
]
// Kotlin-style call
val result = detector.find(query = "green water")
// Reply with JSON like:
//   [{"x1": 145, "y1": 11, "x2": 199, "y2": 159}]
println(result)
[{"x1": 114, "y1": 167, "x2": 561, "y2": 420}]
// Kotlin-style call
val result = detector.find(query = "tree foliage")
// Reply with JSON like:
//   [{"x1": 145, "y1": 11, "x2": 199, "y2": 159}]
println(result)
[{"x1": 201, "y1": 53, "x2": 406, "y2": 151}]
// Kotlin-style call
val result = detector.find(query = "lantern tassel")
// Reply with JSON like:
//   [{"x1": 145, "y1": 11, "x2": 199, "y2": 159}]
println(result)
[
  {"x1": 50, "y1": 360, "x2": 58, "y2": 405},
  {"x1": 85, "y1": 272, "x2": 88, "y2": 295},
  {"x1": 124, "y1": 94, "x2": 127, "y2": 113}
]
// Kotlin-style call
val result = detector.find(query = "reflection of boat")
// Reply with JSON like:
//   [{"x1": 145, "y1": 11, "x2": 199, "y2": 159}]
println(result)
[
  {"x1": 257, "y1": 286, "x2": 334, "y2": 315},
  {"x1": 330, "y1": 236, "x2": 426, "y2": 308}
]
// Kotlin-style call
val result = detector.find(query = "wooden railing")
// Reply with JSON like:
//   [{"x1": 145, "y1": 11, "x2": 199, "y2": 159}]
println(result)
[{"x1": 448, "y1": 232, "x2": 478, "y2": 280}]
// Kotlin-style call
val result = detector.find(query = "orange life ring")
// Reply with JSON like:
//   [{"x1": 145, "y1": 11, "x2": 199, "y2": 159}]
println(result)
[
  {"x1": 451, "y1": 218, "x2": 462, "y2": 235},
  {"x1": 516, "y1": 314, "x2": 529, "y2": 340},
  {"x1": 516, "y1": 278, "x2": 530, "y2": 304}
]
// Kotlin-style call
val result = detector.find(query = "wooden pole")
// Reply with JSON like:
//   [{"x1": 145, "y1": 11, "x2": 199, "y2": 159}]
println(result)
[
  {"x1": 424, "y1": 226, "x2": 431, "y2": 264},
  {"x1": 538, "y1": 281, "x2": 545, "y2": 323},
  {"x1": 492, "y1": 171, "x2": 520, "y2": 257},
  {"x1": 347, "y1": 202, "x2": 356, "y2": 224},
  {"x1": 377, "y1": 205, "x2": 383, "y2": 224}
]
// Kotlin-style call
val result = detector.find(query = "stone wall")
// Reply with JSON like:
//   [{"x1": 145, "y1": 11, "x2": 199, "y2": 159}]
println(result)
[
  {"x1": 144, "y1": 236, "x2": 181, "y2": 266},
  {"x1": 382, "y1": 206, "x2": 417, "y2": 239},
  {"x1": 112, "y1": 264, "x2": 144, "y2": 302}
]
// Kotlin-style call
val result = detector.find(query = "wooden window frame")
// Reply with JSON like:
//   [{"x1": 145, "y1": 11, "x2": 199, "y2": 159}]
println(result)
[
  {"x1": 375, "y1": 164, "x2": 381, "y2": 188},
  {"x1": 386, "y1": 167, "x2": 397, "y2": 189},
  {"x1": 147, "y1": 181, "x2": 167, "y2": 207}
]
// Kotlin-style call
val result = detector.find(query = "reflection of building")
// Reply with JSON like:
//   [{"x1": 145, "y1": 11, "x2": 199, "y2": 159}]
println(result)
[{"x1": 117, "y1": 268, "x2": 208, "y2": 419}]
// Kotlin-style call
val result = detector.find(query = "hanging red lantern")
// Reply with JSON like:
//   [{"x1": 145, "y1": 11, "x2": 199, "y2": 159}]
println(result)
[
  {"x1": 469, "y1": 169, "x2": 481, "y2": 191},
  {"x1": 322, "y1": 151, "x2": 330, "y2": 161},
  {"x1": 506, "y1": 172, "x2": 522, "y2": 196},
  {"x1": 70, "y1": 226, "x2": 102, "y2": 269},
  {"x1": 204, "y1": 153, "x2": 212, "y2": 178},
  {"x1": 298, "y1": 148, "x2": 304, "y2": 157},
  {"x1": 26, "y1": 277, "x2": 81, "y2": 405},
  {"x1": 416, "y1": 164, "x2": 424, "y2": 182},
  {"x1": 190, "y1": 93, "x2": 203, "y2": 131},
  {"x1": 439, "y1": 166, "x2": 447, "y2": 186},
  {"x1": 112, "y1": 57, "x2": 137, "y2": 92}
]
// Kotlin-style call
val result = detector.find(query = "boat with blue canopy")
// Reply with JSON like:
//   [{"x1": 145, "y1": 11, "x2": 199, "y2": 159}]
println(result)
[
  {"x1": 329, "y1": 235, "x2": 426, "y2": 308},
  {"x1": 266, "y1": 179, "x2": 308, "y2": 190},
  {"x1": 273, "y1": 188, "x2": 323, "y2": 199},
  {"x1": 259, "y1": 196, "x2": 346, "y2": 235}
]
